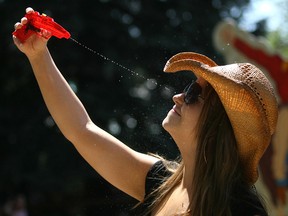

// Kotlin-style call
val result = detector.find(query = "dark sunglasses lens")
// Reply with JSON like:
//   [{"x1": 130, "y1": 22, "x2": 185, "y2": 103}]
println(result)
[{"x1": 184, "y1": 81, "x2": 202, "y2": 104}]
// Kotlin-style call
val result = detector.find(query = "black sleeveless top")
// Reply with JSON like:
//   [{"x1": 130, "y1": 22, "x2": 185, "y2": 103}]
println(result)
[
  {"x1": 132, "y1": 161, "x2": 267, "y2": 216},
  {"x1": 131, "y1": 160, "x2": 171, "y2": 215}
]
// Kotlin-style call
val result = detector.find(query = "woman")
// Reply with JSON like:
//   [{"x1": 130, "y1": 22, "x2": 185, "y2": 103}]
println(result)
[{"x1": 13, "y1": 8, "x2": 278, "y2": 216}]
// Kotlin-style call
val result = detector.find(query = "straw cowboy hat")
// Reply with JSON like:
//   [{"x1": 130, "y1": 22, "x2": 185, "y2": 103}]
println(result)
[{"x1": 164, "y1": 52, "x2": 278, "y2": 184}]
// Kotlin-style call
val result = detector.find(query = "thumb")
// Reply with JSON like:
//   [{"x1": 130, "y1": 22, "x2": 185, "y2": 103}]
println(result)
[{"x1": 13, "y1": 35, "x2": 22, "y2": 47}]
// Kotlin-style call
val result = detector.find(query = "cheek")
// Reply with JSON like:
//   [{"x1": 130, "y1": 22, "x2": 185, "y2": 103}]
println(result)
[
  {"x1": 181, "y1": 114, "x2": 198, "y2": 133},
  {"x1": 182, "y1": 104, "x2": 203, "y2": 129}
]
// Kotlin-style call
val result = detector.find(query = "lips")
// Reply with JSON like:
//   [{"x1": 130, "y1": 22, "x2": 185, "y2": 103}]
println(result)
[{"x1": 172, "y1": 106, "x2": 181, "y2": 116}]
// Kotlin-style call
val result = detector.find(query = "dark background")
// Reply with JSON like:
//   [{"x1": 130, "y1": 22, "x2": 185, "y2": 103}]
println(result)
[{"x1": 1, "y1": 0, "x2": 267, "y2": 215}]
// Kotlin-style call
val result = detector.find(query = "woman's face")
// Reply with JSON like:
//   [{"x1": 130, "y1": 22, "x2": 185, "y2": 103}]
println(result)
[{"x1": 162, "y1": 78, "x2": 206, "y2": 141}]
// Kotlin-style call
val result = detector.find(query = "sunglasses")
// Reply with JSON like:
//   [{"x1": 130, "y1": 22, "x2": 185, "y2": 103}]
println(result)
[{"x1": 183, "y1": 80, "x2": 203, "y2": 104}]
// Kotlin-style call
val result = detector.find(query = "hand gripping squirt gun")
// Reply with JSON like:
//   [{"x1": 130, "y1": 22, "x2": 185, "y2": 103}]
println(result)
[
  {"x1": 12, "y1": 10, "x2": 135, "y2": 75},
  {"x1": 13, "y1": 11, "x2": 71, "y2": 43}
]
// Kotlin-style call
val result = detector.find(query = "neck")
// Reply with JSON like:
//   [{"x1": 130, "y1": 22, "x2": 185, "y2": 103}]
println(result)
[
  {"x1": 173, "y1": 135, "x2": 197, "y2": 191},
  {"x1": 181, "y1": 151, "x2": 196, "y2": 192}
]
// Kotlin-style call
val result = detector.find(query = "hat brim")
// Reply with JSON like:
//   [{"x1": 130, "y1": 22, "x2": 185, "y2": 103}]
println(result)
[{"x1": 164, "y1": 52, "x2": 278, "y2": 184}]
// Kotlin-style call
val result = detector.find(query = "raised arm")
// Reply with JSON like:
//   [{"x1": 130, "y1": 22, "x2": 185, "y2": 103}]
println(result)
[{"x1": 13, "y1": 7, "x2": 159, "y2": 201}]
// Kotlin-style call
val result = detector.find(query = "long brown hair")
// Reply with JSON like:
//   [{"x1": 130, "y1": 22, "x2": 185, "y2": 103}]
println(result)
[
  {"x1": 190, "y1": 83, "x2": 242, "y2": 215},
  {"x1": 144, "y1": 84, "x2": 267, "y2": 215}
]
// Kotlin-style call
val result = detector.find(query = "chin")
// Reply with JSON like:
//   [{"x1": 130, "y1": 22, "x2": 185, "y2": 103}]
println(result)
[
  {"x1": 162, "y1": 117, "x2": 169, "y2": 130},
  {"x1": 162, "y1": 117, "x2": 174, "y2": 134}
]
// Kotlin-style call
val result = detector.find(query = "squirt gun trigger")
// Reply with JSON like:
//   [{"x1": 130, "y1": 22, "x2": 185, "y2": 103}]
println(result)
[{"x1": 13, "y1": 11, "x2": 71, "y2": 43}]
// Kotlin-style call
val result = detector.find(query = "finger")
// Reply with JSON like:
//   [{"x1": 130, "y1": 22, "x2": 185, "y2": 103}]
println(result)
[
  {"x1": 26, "y1": 7, "x2": 34, "y2": 14},
  {"x1": 14, "y1": 22, "x2": 23, "y2": 30},
  {"x1": 13, "y1": 35, "x2": 22, "y2": 47},
  {"x1": 21, "y1": 17, "x2": 28, "y2": 25}
]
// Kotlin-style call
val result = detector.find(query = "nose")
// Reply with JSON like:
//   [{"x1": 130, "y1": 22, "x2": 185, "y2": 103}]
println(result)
[{"x1": 173, "y1": 93, "x2": 184, "y2": 105}]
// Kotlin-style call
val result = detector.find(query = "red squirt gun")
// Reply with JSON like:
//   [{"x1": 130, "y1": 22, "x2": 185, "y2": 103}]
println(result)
[{"x1": 13, "y1": 11, "x2": 71, "y2": 43}]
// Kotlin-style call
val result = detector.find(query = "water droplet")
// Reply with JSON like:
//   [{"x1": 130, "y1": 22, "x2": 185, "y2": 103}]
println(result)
[{"x1": 70, "y1": 37, "x2": 157, "y2": 83}]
